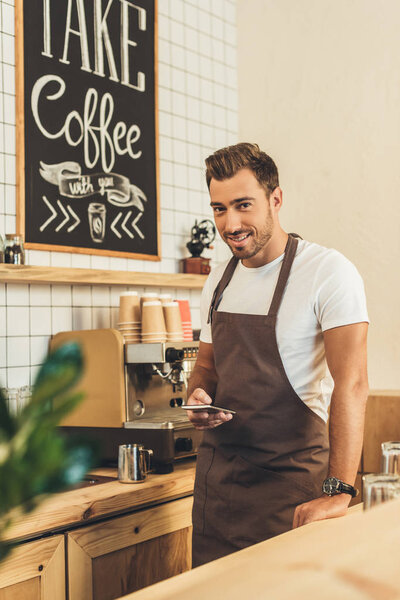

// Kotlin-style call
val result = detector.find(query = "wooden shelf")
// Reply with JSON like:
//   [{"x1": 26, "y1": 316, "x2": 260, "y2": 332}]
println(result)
[{"x1": 0, "y1": 264, "x2": 207, "y2": 289}]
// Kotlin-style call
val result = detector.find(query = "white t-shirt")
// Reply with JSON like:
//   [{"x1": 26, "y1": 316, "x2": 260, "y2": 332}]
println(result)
[{"x1": 200, "y1": 239, "x2": 369, "y2": 422}]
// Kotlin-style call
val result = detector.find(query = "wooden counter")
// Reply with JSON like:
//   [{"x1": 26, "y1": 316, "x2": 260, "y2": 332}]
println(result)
[
  {"x1": 122, "y1": 499, "x2": 400, "y2": 600},
  {"x1": 5, "y1": 460, "x2": 196, "y2": 542}
]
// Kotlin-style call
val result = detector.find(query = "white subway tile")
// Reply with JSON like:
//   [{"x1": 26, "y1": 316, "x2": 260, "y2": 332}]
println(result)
[
  {"x1": 172, "y1": 138, "x2": 187, "y2": 163},
  {"x1": 3, "y1": 93, "x2": 15, "y2": 124},
  {"x1": 30, "y1": 284, "x2": 51, "y2": 306},
  {"x1": 90, "y1": 255, "x2": 110, "y2": 270},
  {"x1": 172, "y1": 115, "x2": 186, "y2": 140},
  {"x1": 4, "y1": 153, "x2": 15, "y2": 185},
  {"x1": 71, "y1": 253, "x2": 91, "y2": 268},
  {"x1": 72, "y1": 307, "x2": 92, "y2": 330},
  {"x1": 72, "y1": 285, "x2": 92, "y2": 306},
  {"x1": 160, "y1": 160, "x2": 174, "y2": 185},
  {"x1": 2, "y1": 63, "x2": 14, "y2": 95},
  {"x1": 51, "y1": 285, "x2": 72, "y2": 306},
  {"x1": 212, "y1": 38, "x2": 225, "y2": 64},
  {"x1": 52, "y1": 306, "x2": 73, "y2": 334},
  {"x1": 158, "y1": 88, "x2": 172, "y2": 113},
  {"x1": 0, "y1": 284, "x2": 5, "y2": 305},
  {"x1": 30, "y1": 365, "x2": 41, "y2": 386},
  {"x1": 224, "y1": 2, "x2": 236, "y2": 25},
  {"x1": 30, "y1": 336, "x2": 50, "y2": 366},
  {"x1": 0, "y1": 183, "x2": 4, "y2": 211},
  {"x1": 158, "y1": 14, "x2": 170, "y2": 40},
  {"x1": 171, "y1": 67, "x2": 185, "y2": 93},
  {"x1": 160, "y1": 258, "x2": 176, "y2": 273},
  {"x1": 7, "y1": 306, "x2": 30, "y2": 336},
  {"x1": 158, "y1": 63, "x2": 171, "y2": 88},
  {"x1": 185, "y1": 49, "x2": 199, "y2": 75},
  {"x1": 170, "y1": 0, "x2": 184, "y2": 21},
  {"x1": 174, "y1": 163, "x2": 188, "y2": 188},
  {"x1": 191, "y1": 307, "x2": 201, "y2": 330},
  {"x1": 110, "y1": 307, "x2": 119, "y2": 328},
  {"x1": 2, "y1": 4, "x2": 14, "y2": 34},
  {"x1": 171, "y1": 44, "x2": 185, "y2": 70},
  {"x1": 159, "y1": 135, "x2": 173, "y2": 160},
  {"x1": 0, "y1": 306, "x2": 6, "y2": 336},
  {"x1": 171, "y1": 91, "x2": 186, "y2": 118},
  {"x1": 30, "y1": 306, "x2": 52, "y2": 336},
  {"x1": 200, "y1": 99, "x2": 213, "y2": 123},
  {"x1": 26, "y1": 249, "x2": 51, "y2": 266},
  {"x1": 211, "y1": 15, "x2": 224, "y2": 39},
  {"x1": 5, "y1": 214, "x2": 15, "y2": 232},
  {"x1": 157, "y1": 0, "x2": 169, "y2": 16},
  {"x1": 6, "y1": 283, "x2": 29, "y2": 305},
  {"x1": 0, "y1": 337, "x2": 5, "y2": 367},
  {"x1": 92, "y1": 307, "x2": 111, "y2": 329},
  {"x1": 161, "y1": 208, "x2": 174, "y2": 234},
  {"x1": 2, "y1": 32, "x2": 14, "y2": 64},
  {"x1": 160, "y1": 184, "x2": 174, "y2": 209},
  {"x1": 4, "y1": 183, "x2": 15, "y2": 213},
  {"x1": 91, "y1": 286, "x2": 110, "y2": 307},
  {"x1": 159, "y1": 111, "x2": 172, "y2": 137},
  {"x1": 225, "y1": 44, "x2": 236, "y2": 67},
  {"x1": 7, "y1": 367, "x2": 30, "y2": 388},
  {"x1": 186, "y1": 120, "x2": 200, "y2": 144},
  {"x1": 110, "y1": 286, "x2": 128, "y2": 307},
  {"x1": 158, "y1": 38, "x2": 171, "y2": 64},
  {"x1": 187, "y1": 95, "x2": 200, "y2": 121},
  {"x1": 7, "y1": 336, "x2": 30, "y2": 367},
  {"x1": 173, "y1": 187, "x2": 189, "y2": 212},
  {"x1": 50, "y1": 252, "x2": 72, "y2": 267},
  {"x1": 0, "y1": 368, "x2": 6, "y2": 386},
  {"x1": 109, "y1": 257, "x2": 128, "y2": 271},
  {"x1": 170, "y1": 20, "x2": 184, "y2": 46},
  {"x1": 199, "y1": 32, "x2": 212, "y2": 57}
]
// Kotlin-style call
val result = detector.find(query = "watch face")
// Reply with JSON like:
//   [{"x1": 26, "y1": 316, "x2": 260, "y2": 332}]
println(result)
[{"x1": 323, "y1": 477, "x2": 340, "y2": 495}]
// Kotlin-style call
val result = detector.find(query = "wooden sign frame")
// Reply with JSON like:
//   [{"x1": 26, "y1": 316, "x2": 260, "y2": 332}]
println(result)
[{"x1": 15, "y1": 0, "x2": 160, "y2": 261}]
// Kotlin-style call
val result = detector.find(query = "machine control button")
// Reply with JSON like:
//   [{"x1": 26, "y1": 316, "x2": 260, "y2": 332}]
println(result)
[{"x1": 175, "y1": 437, "x2": 193, "y2": 452}]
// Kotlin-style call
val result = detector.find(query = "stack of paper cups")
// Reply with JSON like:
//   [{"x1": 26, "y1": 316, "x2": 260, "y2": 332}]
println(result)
[
  {"x1": 118, "y1": 292, "x2": 141, "y2": 343},
  {"x1": 177, "y1": 300, "x2": 193, "y2": 341},
  {"x1": 163, "y1": 302, "x2": 184, "y2": 342},
  {"x1": 159, "y1": 293, "x2": 173, "y2": 305},
  {"x1": 140, "y1": 293, "x2": 159, "y2": 309},
  {"x1": 141, "y1": 301, "x2": 167, "y2": 343}
]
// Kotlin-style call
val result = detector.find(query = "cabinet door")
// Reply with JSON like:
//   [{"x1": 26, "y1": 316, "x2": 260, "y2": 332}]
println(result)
[
  {"x1": 0, "y1": 535, "x2": 65, "y2": 600},
  {"x1": 67, "y1": 496, "x2": 193, "y2": 600}
]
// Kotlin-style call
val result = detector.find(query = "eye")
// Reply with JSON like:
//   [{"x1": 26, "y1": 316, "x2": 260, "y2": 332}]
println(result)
[
  {"x1": 212, "y1": 206, "x2": 225, "y2": 214},
  {"x1": 239, "y1": 202, "x2": 251, "y2": 209}
]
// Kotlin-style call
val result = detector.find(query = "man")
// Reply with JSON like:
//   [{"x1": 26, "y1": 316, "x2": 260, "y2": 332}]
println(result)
[{"x1": 186, "y1": 143, "x2": 369, "y2": 568}]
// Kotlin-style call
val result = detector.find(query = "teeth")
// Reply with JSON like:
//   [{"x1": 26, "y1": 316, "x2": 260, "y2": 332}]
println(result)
[{"x1": 232, "y1": 234, "x2": 248, "y2": 241}]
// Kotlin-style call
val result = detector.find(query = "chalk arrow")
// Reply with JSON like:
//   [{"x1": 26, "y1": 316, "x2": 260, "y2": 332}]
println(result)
[
  {"x1": 121, "y1": 211, "x2": 133, "y2": 239},
  {"x1": 132, "y1": 212, "x2": 145, "y2": 239},
  {"x1": 55, "y1": 200, "x2": 69, "y2": 232},
  {"x1": 67, "y1": 205, "x2": 80, "y2": 232},
  {"x1": 40, "y1": 196, "x2": 57, "y2": 232},
  {"x1": 111, "y1": 212, "x2": 123, "y2": 238}
]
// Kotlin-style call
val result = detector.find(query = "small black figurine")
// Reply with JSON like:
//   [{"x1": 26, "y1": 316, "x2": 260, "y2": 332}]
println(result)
[{"x1": 186, "y1": 219, "x2": 216, "y2": 257}]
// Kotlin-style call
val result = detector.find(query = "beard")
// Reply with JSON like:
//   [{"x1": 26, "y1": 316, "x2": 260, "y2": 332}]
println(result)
[{"x1": 224, "y1": 214, "x2": 274, "y2": 260}]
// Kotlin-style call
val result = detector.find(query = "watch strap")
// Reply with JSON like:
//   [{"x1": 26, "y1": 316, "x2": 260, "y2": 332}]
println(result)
[{"x1": 339, "y1": 481, "x2": 358, "y2": 497}]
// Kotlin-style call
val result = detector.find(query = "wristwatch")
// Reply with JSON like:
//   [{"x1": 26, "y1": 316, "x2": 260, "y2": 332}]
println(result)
[{"x1": 322, "y1": 477, "x2": 358, "y2": 498}]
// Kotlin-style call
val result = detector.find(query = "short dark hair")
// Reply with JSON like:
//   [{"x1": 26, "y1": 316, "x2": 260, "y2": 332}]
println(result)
[{"x1": 205, "y1": 142, "x2": 279, "y2": 196}]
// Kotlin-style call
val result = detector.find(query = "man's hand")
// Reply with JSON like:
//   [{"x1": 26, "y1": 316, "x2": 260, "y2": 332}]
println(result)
[
  {"x1": 292, "y1": 494, "x2": 351, "y2": 529},
  {"x1": 186, "y1": 388, "x2": 233, "y2": 430}
]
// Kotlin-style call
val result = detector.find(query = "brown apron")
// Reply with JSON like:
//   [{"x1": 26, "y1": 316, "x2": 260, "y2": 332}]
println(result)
[{"x1": 192, "y1": 234, "x2": 329, "y2": 567}]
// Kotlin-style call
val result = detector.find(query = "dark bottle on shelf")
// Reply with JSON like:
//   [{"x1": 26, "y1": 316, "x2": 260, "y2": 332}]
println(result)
[{"x1": 4, "y1": 234, "x2": 25, "y2": 264}]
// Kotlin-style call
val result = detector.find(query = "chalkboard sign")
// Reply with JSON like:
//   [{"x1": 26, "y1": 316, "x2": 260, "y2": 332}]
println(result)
[{"x1": 16, "y1": 0, "x2": 159, "y2": 260}]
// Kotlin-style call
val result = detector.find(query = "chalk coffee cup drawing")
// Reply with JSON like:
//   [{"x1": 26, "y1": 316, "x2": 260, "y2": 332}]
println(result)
[
  {"x1": 88, "y1": 202, "x2": 106, "y2": 243},
  {"x1": 118, "y1": 444, "x2": 153, "y2": 483}
]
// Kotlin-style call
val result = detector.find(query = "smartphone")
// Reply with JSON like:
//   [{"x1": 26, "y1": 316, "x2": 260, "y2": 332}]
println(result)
[{"x1": 181, "y1": 404, "x2": 236, "y2": 415}]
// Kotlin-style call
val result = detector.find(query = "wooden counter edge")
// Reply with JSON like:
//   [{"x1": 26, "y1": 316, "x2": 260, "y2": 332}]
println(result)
[
  {"x1": 4, "y1": 462, "x2": 196, "y2": 542},
  {"x1": 121, "y1": 499, "x2": 400, "y2": 600}
]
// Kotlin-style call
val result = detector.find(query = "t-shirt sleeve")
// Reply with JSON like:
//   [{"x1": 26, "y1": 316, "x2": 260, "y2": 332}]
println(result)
[{"x1": 314, "y1": 251, "x2": 369, "y2": 332}]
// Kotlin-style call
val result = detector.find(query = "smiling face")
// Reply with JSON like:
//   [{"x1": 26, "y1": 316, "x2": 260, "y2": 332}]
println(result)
[{"x1": 210, "y1": 168, "x2": 282, "y2": 267}]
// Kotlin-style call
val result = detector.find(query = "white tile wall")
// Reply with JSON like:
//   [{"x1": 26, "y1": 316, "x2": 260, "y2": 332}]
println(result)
[{"x1": 0, "y1": 0, "x2": 238, "y2": 387}]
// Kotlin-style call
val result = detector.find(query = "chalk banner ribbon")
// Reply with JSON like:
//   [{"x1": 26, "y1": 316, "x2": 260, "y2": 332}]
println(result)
[{"x1": 39, "y1": 161, "x2": 146, "y2": 210}]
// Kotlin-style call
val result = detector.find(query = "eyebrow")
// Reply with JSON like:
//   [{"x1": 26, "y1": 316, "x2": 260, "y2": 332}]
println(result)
[{"x1": 210, "y1": 196, "x2": 255, "y2": 207}]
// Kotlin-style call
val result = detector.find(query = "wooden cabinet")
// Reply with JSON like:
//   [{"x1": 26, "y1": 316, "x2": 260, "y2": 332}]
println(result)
[
  {"x1": 67, "y1": 496, "x2": 193, "y2": 600},
  {"x1": 0, "y1": 535, "x2": 65, "y2": 600}
]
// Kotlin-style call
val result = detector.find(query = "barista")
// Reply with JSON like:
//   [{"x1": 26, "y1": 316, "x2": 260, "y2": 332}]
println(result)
[{"x1": 186, "y1": 143, "x2": 369, "y2": 567}]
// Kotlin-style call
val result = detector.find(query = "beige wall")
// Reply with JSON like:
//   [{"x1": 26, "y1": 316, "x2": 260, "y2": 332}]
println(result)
[{"x1": 237, "y1": 0, "x2": 400, "y2": 389}]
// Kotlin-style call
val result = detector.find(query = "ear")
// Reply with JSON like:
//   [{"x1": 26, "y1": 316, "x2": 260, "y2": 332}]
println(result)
[{"x1": 269, "y1": 187, "x2": 283, "y2": 211}]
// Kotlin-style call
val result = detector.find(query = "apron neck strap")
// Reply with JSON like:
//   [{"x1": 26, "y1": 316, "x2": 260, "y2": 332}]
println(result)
[
  {"x1": 207, "y1": 256, "x2": 238, "y2": 324},
  {"x1": 267, "y1": 234, "x2": 299, "y2": 318}
]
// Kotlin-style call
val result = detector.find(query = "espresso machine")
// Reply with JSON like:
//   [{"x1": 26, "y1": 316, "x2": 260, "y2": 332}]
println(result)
[{"x1": 51, "y1": 329, "x2": 202, "y2": 472}]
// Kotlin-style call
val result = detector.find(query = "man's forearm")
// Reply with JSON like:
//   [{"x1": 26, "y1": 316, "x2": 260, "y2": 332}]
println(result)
[
  {"x1": 328, "y1": 382, "x2": 369, "y2": 485},
  {"x1": 187, "y1": 364, "x2": 218, "y2": 400}
]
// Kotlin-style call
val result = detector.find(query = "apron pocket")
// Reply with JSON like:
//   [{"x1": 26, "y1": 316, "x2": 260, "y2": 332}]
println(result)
[{"x1": 228, "y1": 454, "x2": 317, "y2": 546}]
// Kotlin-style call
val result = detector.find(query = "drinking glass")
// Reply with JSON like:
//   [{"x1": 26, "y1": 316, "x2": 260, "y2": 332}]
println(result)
[
  {"x1": 381, "y1": 441, "x2": 400, "y2": 475},
  {"x1": 362, "y1": 473, "x2": 400, "y2": 510}
]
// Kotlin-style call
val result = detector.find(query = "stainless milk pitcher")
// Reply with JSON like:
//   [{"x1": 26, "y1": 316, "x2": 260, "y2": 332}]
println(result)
[{"x1": 118, "y1": 444, "x2": 153, "y2": 483}]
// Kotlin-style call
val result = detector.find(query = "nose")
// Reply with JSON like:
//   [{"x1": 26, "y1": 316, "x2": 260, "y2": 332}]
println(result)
[{"x1": 224, "y1": 209, "x2": 242, "y2": 234}]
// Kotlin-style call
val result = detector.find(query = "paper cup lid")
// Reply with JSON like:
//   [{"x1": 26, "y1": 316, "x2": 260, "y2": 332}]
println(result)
[
  {"x1": 142, "y1": 301, "x2": 162, "y2": 306},
  {"x1": 120, "y1": 291, "x2": 139, "y2": 296}
]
